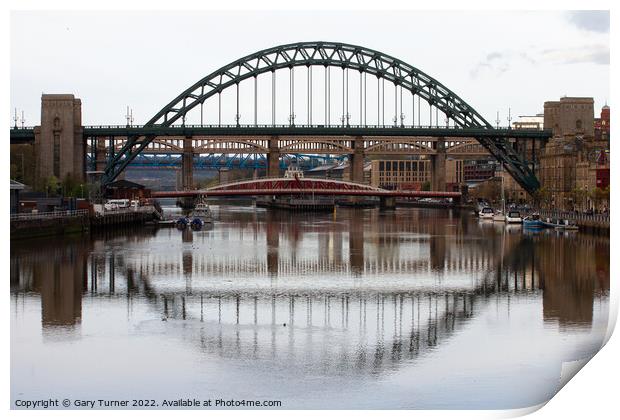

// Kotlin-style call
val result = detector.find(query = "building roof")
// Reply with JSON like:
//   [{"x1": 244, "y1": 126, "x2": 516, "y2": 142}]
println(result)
[
  {"x1": 10, "y1": 180, "x2": 26, "y2": 190},
  {"x1": 306, "y1": 163, "x2": 340, "y2": 172},
  {"x1": 105, "y1": 179, "x2": 145, "y2": 189}
]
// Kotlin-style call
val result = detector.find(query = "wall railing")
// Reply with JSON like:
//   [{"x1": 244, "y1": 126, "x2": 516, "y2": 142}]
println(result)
[{"x1": 10, "y1": 209, "x2": 89, "y2": 221}]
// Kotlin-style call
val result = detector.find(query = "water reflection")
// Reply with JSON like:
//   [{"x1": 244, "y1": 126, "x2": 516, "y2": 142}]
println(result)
[{"x1": 10, "y1": 207, "x2": 610, "y2": 402}]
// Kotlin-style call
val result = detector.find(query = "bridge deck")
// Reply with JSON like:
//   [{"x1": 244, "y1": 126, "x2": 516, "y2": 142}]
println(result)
[{"x1": 10, "y1": 125, "x2": 552, "y2": 143}]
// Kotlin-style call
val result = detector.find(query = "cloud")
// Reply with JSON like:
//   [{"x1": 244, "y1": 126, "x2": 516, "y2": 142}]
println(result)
[
  {"x1": 539, "y1": 44, "x2": 609, "y2": 65},
  {"x1": 566, "y1": 11, "x2": 610, "y2": 33},
  {"x1": 470, "y1": 44, "x2": 609, "y2": 79},
  {"x1": 470, "y1": 51, "x2": 509, "y2": 78},
  {"x1": 486, "y1": 52, "x2": 503, "y2": 61}
]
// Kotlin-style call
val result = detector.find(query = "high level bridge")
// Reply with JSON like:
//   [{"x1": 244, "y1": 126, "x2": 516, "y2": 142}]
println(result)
[{"x1": 10, "y1": 41, "x2": 551, "y2": 194}]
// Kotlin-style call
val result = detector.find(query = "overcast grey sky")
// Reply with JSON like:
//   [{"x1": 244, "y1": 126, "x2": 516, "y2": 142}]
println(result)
[{"x1": 10, "y1": 10, "x2": 610, "y2": 126}]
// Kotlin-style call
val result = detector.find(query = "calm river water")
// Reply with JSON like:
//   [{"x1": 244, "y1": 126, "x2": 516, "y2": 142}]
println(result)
[{"x1": 10, "y1": 206, "x2": 610, "y2": 409}]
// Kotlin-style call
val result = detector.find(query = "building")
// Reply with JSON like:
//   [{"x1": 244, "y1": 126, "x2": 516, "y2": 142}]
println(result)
[
  {"x1": 512, "y1": 114, "x2": 544, "y2": 130},
  {"x1": 445, "y1": 159, "x2": 464, "y2": 190},
  {"x1": 499, "y1": 167, "x2": 528, "y2": 204},
  {"x1": 370, "y1": 159, "x2": 431, "y2": 190},
  {"x1": 539, "y1": 97, "x2": 610, "y2": 211},
  {"x1": 575, "y1": 150, "x2": 610, "y2": 211},
  {"x1": 594, "y1": 104, "x2": 610, "y2": 143},
  {"x1": 104, "y1": 180, "x2": 151, "y2": 200},
  {"x1": 463, "y1": 160, "x2": 496, "y2": 181},
  {"x1": 543, "y1": 97, "x2": 594, "y2": 138},
  {"x1": 10, "y1": 180, "x2": 25, "y2": 214},
  {"x1": 369, "y1": 158, "x2": 463, "y2": 191},
  {"x1": 34, "y1": 94, "x2": 85, "y2": 186}
]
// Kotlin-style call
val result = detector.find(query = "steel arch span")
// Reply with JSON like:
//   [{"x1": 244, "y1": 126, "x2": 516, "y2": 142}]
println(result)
[{"x1": 104, "y1": 41, "x2": 540, "y2": 193}]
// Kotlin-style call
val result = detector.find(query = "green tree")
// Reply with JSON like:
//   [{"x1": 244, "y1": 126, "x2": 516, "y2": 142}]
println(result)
[
  {"x1": 590, "y1": 187, "x2": 608, "y2": 211},
  {"x1": 570, "y1": 187, "x2": 587, "y2": 211},
  {"x1": 532, "y1": 186, "x2": 551, "y2": 209},
  {"x1": 421, "y1": 181, "x2": 431, "y2": 191}
]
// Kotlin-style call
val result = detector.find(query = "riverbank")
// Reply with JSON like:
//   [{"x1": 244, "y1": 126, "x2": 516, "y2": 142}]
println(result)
[
  {"x1": 538, "y1": 210, "x2": 609, "y2": 234},
  {"x1": 10, "y1": 206, "x2": 162, "y2": 240}
]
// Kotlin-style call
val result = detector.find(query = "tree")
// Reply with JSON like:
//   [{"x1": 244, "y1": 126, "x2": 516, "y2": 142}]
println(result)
[
  {"x1": 532, "y1": 186, "x2": 551, "y2": 209},
  {"x1": 421, "y1": 181, "x2": 431, "y2": 191},
  {"x1": 570, "y1": 187, "x2": 587, "y2": 211},
  {"x1": 44, "y1": 175, "x2": 60, "y2": 196},
  {"x1": 590, "y1": 187, "x2": 608, "y2": 211}
]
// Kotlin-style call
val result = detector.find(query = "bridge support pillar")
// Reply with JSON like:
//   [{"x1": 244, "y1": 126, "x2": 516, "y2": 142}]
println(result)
[
  {"x1": 431, "y1": 138, "x2": 446, "y2": 191},
  {"x1": 345, "y1": 137, "x2": 366, "y2": 205},
  {"x1": 267, "y1": 136, "x2": 280, "y2": 177},
  {"x1": 34, "y1": 94, "x2": 84, "y2": 187},
  {"x1": 348, "y1": 137, "x2": 365, "y2": 183},
  {"x1": 182, "y1": 137, "x2": 194, "y2": 190},
  {"x1": 179, "y1": 137, "x2": 195, "y2": 210},
  {"x1": 379, "y1": 196, "x2": 396, "y2": 210},
  {"x1": 95, "y1": 137, "x2": 107, "y2": 172},
  {"x1": 218, "y1": 168, "x2": 230, "y2": 184}
]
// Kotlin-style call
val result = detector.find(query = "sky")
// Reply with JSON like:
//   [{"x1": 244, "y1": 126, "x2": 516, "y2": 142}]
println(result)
[{"x1": 10, "y1": 10, "x2": 610, "y2": 127}]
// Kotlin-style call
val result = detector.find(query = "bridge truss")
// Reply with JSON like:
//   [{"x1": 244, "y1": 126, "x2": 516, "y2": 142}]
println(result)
[{"x1": 98, "y1": 41, "x2": 546, "y2": 193}]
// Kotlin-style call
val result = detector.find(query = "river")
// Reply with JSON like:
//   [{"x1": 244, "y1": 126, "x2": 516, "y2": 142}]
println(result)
[{"x1": 10, "y1": 206, "x2": 610, "y2": 409}]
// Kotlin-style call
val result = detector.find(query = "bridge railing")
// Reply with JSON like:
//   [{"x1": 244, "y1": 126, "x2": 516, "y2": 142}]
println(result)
[{"x1": 75, "y1": 123, "x2": 535, "y2": 131}]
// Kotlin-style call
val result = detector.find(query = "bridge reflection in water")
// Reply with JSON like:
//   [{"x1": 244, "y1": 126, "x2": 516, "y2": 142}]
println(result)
[{"x1": 11, "y1": 208, "x2": 608, "y2": 380}]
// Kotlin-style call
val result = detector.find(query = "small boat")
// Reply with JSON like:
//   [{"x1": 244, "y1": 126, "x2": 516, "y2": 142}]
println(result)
[
  {"x1": 176, "y1": 217, "x2": 190, "y2": 229},
  {"x1": 505, "y1": 210, "x2": 523, "y2": 224},
  {"x1": 190, "y1": 217, "x2": 204, "y2": 230},
  {"x1": 542, "y1": 217, "x2": 579, "y2": 231},
  {"x1": 523, "y1": 213, "x2": 544, "y2": 229},
  {"x1": 478, "y1": 207, "x2": 494, "y2": 219},
  {"x1": 191, "y1": 201, "x2": 213, "y2": 224},
  {"x1": 493, "y1": 210, "x2": 505, "y2": 222}
]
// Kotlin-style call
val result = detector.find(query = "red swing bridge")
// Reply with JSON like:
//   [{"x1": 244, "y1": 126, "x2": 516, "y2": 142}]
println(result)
[{"x1": 151, "y1": 176, "x2": 462, "y2": 208}]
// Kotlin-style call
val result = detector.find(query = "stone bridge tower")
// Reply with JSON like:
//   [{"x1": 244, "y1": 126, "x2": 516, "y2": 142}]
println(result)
[{"x1": 34, "y1": 94, "x2": 84, "y2": 185}]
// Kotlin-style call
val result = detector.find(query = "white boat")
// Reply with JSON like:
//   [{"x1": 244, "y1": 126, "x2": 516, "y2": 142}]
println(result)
[
  {"x1": 493, "y1": 210, "x2": 505, "y2": 222},
  {"x1": 479, "y1": 207, "x2": 494, "y2": 219},
  {"x1": 505, "y1": 210, "x2": 523, "y2": 224},
  {"x1": 191, "y1": 199, "x2": 213, "y2": 224},
  {"x1": 283, "y1": 165, "x2": 304, "y2": 179}
]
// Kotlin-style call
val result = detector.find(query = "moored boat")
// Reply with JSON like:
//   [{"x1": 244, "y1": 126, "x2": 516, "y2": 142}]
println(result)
[
  {"x1": 542, "y1": 217, "x2": 579, "y2": 230},
  {"x1": 190, "y1": 217, "x2": 204, "y2": 230},
  {"x1": 523, "y1": 213, "x2": 544, "y2": 229},
  {"x1": 176, "y1": 217, "x2": 190, "y2": 229},
  {"x1": 505, "y1": 210, "x2": 523, "y2": 224},
  {"x1": 191, "y1": 200, "x2": 214, "y2": 224},
  {"x1": 478, "y1": 207, "x2": 494, "y2": 219},
  {"x1": 493, "y1": 210, "x2": 505, "y2": 222}
]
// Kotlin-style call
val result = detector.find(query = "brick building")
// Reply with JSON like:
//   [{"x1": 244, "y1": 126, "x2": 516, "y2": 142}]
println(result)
[
  {"x1": 463, "y1": 160, "x2": 496, "y2": 181},
  {"x1": 538, "y1": 98, "x2": 610, "y2": 211},
  {"x1": 369, "y1": 158, "x2": 463, "y2": 191},
  {"x1": 594, "y1": 104, "x2": 610, "y2": 143}
]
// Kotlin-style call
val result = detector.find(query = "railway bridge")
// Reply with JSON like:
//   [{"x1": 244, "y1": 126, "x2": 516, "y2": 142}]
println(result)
[{"x1": 10, "y1": 41, "x2": 552, "y2": 194}]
